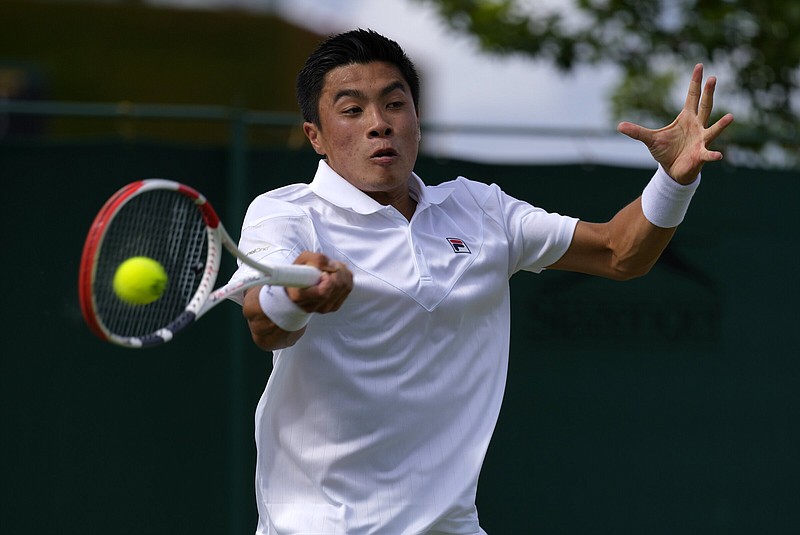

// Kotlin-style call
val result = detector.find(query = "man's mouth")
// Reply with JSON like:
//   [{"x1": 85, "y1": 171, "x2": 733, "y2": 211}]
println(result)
[{"x1": 370, "y1": 148, "x2": 398, "y2": 160}]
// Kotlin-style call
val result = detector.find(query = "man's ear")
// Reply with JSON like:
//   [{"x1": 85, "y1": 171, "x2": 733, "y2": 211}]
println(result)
[{"x1": 303, "y1": 122, "x2": 325, "y2": 156}]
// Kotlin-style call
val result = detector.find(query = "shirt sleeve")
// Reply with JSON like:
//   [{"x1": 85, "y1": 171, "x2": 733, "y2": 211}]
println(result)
[
  {"x1": 226, "y1": 195, "x2": 316, "y2": 305},
  {"x1": 513, "y1": 205, "x2": 578, "y2": 274},
  {"x1": 475, "y1": 180, "x2": 578, "y2": 276}
]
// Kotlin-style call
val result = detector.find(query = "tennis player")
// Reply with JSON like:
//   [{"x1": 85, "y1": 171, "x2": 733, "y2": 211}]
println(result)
[{"x1": 230, "y1": 29, "x2": 733, "y2": 535}]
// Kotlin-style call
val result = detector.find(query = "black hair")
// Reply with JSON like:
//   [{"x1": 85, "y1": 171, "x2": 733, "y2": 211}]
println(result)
[{"x1": 296, "y1": 29, "x2": 420, "y2": 126}]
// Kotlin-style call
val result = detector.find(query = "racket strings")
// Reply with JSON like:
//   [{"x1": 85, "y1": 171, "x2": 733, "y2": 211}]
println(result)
[{"x1": 93, "y1": 189, "x2": 208, "y2": 337}]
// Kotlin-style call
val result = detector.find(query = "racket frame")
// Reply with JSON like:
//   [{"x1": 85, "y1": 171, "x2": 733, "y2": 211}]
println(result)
[{"x1": 79, "y1": 179, "x2": 320, "y2": 348}]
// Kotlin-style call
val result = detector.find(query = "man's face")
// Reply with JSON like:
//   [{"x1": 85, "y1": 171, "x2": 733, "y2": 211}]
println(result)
[{"x1": 304, "y1": 61, "x2": 420, "y2": 204}]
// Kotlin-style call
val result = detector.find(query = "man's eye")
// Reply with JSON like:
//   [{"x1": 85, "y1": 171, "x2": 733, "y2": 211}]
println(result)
[
  {"x1": 387, "y1": 101, "x2": 404, "y2": 109},
  {"x1": 343, "y1": 107, "x2": 361, "y2": 115}
]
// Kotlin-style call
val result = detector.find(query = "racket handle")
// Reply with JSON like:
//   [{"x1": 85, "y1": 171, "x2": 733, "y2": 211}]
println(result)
[{"x1": 268, "y1": 264, "x2": 322, "y2": 288}]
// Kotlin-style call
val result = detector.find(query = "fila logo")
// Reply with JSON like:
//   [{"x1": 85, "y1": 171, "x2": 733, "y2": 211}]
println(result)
[{"x1": 446, "y1": 237, "x2": 471, "y2": 254}]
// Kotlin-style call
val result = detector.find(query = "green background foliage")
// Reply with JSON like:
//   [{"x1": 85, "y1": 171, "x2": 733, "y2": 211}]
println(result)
[{"x1": 419, "y1": 0, "x2": 800, "y2": 163}]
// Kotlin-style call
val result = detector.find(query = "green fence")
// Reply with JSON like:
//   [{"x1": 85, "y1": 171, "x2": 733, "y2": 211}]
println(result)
[{"x1": 1, "y1": 104, "x2": 798, "y2": 534}]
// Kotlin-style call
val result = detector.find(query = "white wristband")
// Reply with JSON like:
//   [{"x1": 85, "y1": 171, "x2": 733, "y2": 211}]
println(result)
[
  {"x1": 641, "y1": 165, "x2": 701, "y2": 228},
  {"x1": 258, "y1": 285, "x2": 312, "y2": 332}
]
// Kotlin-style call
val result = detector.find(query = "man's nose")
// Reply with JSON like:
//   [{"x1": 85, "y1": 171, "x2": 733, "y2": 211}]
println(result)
[
  {"x1": 367, "y1": 109, "x2": 392, "y2": 137},
  {"x1": 369, "y1": 125, "x2": 393, "y2": 137}
]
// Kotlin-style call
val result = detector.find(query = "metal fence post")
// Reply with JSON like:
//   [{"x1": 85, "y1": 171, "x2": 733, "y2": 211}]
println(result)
[{"x1": 226, "y1": 108, "x2": 249, "y2": 535}]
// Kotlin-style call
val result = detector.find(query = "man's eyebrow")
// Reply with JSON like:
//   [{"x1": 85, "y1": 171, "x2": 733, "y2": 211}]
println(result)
[
  {"x1": 380, "y1": 81, "x2": 407, "y2": 96},
  {"x1": 333, "y1": 88, "x2": 366, "y2": 103},
  {"x1": 332, "y1": 81, "x2": 407, "y2": 103}
]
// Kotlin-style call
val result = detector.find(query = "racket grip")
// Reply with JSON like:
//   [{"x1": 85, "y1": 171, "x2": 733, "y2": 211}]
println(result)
[{"x1": 268, "y1": 264, "x2": 322, "y2": 288}]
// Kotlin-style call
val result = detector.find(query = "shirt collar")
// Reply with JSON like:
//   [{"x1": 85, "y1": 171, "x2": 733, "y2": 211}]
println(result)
[{"x1": 308, "y1": 160, "x2": 452, "y2": 214}]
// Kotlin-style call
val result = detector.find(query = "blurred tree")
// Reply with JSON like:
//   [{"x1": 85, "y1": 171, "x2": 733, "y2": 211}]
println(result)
[{"x1": 418, "y1": 0, "x2": 800, "y2": 166}]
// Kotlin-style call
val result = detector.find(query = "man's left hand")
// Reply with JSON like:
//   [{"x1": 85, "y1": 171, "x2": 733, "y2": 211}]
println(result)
[{"x1": 617, "y1": 63, "x2": 735, "y2": 185}]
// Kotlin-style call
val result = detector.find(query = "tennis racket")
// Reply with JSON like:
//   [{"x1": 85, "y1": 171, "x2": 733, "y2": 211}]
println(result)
[{"x1": 79, "y1": 179, "x2": 321, "y2": 348}]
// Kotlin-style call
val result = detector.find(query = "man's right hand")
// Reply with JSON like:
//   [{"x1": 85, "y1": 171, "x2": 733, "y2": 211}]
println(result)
[
  {"x1": 286, "y1": 252, "x2": 353, "y2": 314},
  {"x1": 242, "y1": 252, "x2": 353, "y2": 351}
]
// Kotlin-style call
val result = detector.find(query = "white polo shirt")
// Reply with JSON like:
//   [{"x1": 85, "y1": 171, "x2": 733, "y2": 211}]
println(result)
[{"x1": 230, "y1": 160, "x2": 578, "y2": 535}]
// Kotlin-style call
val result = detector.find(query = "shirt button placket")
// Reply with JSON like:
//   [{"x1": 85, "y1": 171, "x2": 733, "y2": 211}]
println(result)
[{"x1": 412, "y1": 240, "x2": 431, "y2": 282}]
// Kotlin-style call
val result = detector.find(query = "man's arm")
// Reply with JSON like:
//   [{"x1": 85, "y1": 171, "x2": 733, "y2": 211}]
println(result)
[
  {"x1": 242, "y1": 252, "x2": 353, "y2": 351},
  {"x1": 548, "y1": 197, "x2": 675, "y2": 280},
  {"x1": 550, "y1": 64, "x2": 733, "y2": 279}
]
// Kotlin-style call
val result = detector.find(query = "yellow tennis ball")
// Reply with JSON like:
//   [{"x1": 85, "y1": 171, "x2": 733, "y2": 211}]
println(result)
[{"x1": 113, "y1": 256, "x2": 168, "y2": 305}]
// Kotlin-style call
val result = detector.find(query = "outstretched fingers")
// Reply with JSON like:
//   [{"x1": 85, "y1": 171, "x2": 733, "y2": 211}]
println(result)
[
  {"x1": 617, "y1": 120, "x2": 653, "y2": 144},
  {"x1": 702, "y1": 112, "x2": 735, "y2": 162},
  {"x1": 698, "y1": 75, "x2": 717, "y2": 126},
  {"x1": 686, "y1": 64, "x2": 726, "y2": 130},
  {"x1": 683, "y1": 63, "x2": 704, "y2": 113},
  {"x1": 616, "y1": 63, "x2": 734, "y2": 180},
  {"x1": 693, "y1": 65, "x2": 733, "y2": 162},
  {"x1": 706, "y1": 112, "x2": 735, "y2": 142}
]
